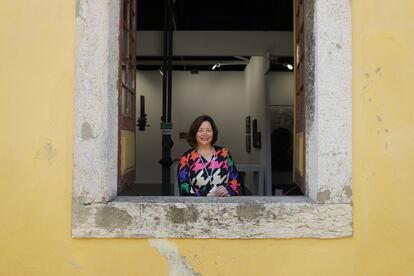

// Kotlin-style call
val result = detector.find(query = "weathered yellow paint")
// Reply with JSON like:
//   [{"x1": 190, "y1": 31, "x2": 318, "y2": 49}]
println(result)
[
  {"x1": 1, "y1": 1, "x2": 414, "y2": 275},
  {"x1": 121, "y1": 130, "x2": 135, "y2": 174}
]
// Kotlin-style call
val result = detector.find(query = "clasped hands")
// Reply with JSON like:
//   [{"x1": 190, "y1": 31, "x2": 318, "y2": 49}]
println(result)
[{"x1": 207, "y1": 185, "x2": 229, "y2": 197}]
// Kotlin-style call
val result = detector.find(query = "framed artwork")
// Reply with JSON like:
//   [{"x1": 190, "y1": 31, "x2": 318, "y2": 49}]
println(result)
[
  {"x1": 253, "y1": 132, "x2": 261, "y2": 148},
  {"x1": 245, "y1": 116, "x2": 251, "y2": 134},
  {"x1": 246, "y1": 135, "x2": 251, "y2": 153},
  {"x1": 252, "y1": 119, "x2": 261, "y2": 148}
]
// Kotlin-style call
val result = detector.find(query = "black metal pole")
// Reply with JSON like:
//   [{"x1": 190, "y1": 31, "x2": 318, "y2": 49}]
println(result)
[
  {"x1": 167, "y1": 2, "x2": 173, "y2": 123},
  {"x1": 162, "y1": 0, "x2": 168, "y2": 122},
  {"x1": 161, "y1": 0, "x2": 173, "y2": 196}
]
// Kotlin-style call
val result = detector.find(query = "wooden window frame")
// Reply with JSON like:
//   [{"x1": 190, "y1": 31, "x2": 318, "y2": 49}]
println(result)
[
  {"x1": 73, "y1": 0, "x2": 352, "y2": 238},
  {"x1": 118, "y1": 0, "x2": 137, "y2": 193},
  {"x1": 294, "y1": 0, "x2": 306, "y2": 193}
]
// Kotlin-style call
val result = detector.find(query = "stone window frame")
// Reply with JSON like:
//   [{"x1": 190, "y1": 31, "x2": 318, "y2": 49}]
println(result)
[{"x1": 72, "y1": 0, "x2": 352, "y2": 238}]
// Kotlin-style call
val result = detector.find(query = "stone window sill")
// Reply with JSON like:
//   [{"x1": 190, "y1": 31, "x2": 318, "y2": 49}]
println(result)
[{"x1": 72, "y1": 196, "x2": 352, "y2": 238}]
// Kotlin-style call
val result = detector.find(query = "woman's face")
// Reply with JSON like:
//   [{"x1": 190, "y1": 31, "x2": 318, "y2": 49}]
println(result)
[{"x1": 196, "y1": 121, "x2": 213, "y2": 147}]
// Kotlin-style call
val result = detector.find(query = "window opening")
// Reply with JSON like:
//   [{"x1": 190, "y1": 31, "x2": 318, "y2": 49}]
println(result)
[{"x1": 118, "y1": 0, "x2": 302, "y2": 197}]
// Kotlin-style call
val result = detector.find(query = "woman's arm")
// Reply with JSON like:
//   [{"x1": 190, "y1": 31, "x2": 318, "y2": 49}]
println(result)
[
  {"x1": 226, "y1": 150, "x2": 241, "y2": 196},
  {"x1": 177, "y1": 154, "x2": 194, "y2": 196}
]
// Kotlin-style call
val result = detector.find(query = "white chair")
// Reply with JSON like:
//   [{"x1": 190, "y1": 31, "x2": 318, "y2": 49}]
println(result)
[
  {"x1": 237, "y1": 164, "x2": 265, "y2": 196},
  {"x1": 171, "y1": 162, "x2": 180, "y2": 196}
]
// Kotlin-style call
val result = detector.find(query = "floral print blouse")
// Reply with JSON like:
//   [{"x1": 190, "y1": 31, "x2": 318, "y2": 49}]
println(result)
[{"x1": 177, "y1": 146, "x2": 241, "y2": 196}]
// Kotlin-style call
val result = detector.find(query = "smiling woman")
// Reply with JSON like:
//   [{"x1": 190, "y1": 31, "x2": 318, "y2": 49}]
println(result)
[{"x1": 177, "y1": 115, "x2": 241, "y2": 196}]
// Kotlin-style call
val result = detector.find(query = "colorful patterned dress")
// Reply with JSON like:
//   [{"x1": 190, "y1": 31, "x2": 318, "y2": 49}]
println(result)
[{"x1": 177, "y1": 146, "x2": 241, "y2": 196}]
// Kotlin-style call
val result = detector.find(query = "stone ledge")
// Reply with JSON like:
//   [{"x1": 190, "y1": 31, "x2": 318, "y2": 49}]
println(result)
[{"x1": 72, "y1": 196, "x2": 352, "y2": 239}]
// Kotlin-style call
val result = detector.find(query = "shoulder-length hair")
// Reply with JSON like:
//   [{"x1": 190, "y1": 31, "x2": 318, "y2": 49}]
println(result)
[{"x1": 187, "y1": 115, "x2": 218, "y2": 147}]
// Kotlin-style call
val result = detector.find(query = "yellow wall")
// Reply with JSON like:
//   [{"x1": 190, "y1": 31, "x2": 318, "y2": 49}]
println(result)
[{"x1": 1, "y1": 1, "x2": 414, "y2": 275}]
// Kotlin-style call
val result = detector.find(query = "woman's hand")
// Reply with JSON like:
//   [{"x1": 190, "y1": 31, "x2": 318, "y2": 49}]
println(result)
[{"x1": 215, "y1": 186, "x2": 230, "y2": 197}]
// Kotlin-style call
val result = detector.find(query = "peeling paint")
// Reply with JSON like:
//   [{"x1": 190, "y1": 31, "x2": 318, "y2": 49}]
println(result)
[
  {"x1": 148, "y1": 239, "x2": 201, "y2": 276},
  {"x1": 95, "y1": 206, "x2": 132, "y2": 231},
  {"x1": 72, "y1": 198, "x2": 94, "y2": 227},
  {"x1": 236, "y1": 203, "x2": 265, "y2": 220},
  {"x1": 376, "y1": 115, "x2": 383, "y2": 122},
  {"x1": 68, "y1": 260, "x2": 82, "y2": 270},
  {"x1": 343, "y1": 186, "x2": 352, "y2": 197},
  {"x1": 167, "y1": 205, "x2": 199, "y2": 224},
  {"x1": 44, "y1": 140, "x2": 57, "y2": 161},
  {"x1": 317, "y1": 190, "x2": 331, "y2": 203},
  {"x1": 81, "y1": 122, "x2": 95, "y2": 140}
]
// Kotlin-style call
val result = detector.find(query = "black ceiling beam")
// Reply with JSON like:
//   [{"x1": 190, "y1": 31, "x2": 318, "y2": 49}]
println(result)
[
  {"x1": 137, "y1": 56, "x2": 251, "y2": 61},
  {"x1": 137, "y1": 64, "x2": 293, "y2": 72},
  {"x1": 138, "y1": 0, "x2": 293, "y2": 31}
]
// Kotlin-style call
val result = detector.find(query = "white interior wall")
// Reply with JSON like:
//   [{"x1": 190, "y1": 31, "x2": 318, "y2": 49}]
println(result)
[
  {"x1": 134, "y1": 72, "x2": 162, "y2": 184},
  {"x1": 135, "y1": 68, "x2": 293, "y2": 185},
  {"x1": 269, "y1": 72, "x2": 293, "y2": 105},
  {"x1": 171, "y1": 72, "x2": 248, "y2": 163},
  {"x1": 244, "y1": 56, "x2": 270, "y2": 192},
  {"x1": 135, "y1": 71, "x2": 247, "y2": 184},
  {"x1": 244, "y1": 56, "x2": 268, "y2": 164}
]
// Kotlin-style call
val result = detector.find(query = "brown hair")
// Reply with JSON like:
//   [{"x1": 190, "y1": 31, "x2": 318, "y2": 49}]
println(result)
[{"x1": 187, "y1": 115, "x2": 218, "y2": 147}]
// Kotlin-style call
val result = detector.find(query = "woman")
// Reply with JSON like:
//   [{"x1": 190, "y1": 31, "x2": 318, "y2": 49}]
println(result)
[{"x1": 177, "y1": 115, "x2": 241, "y2": 196}]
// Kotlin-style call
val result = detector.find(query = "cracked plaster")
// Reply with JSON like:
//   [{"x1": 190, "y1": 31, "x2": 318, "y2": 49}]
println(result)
[{"x1": 148, "y1": 239, "x2": 201, "y2": 276}]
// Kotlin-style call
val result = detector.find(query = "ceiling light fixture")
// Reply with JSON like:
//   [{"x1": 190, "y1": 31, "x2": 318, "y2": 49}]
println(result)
[
  {"x1": 212, "y1": 63, "x2": 221, "y2": 70},
  {"x1": 212, "y1": 61, "x2": 248, "y2": 70},
  {"x1": 286, "y1": 64, "x2": 293, "y2": 70}
]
